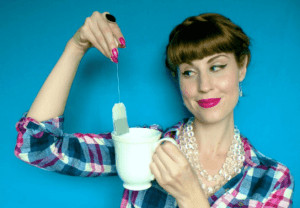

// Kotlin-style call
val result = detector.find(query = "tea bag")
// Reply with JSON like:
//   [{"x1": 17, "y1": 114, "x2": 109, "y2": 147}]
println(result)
[{"x1": 112, "y1": 102, "x2": 129, "y2": 135}]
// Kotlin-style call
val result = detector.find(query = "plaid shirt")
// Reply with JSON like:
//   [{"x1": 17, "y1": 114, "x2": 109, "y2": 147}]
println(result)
[{"x1": 15, "y1": 114, "x2": 294, "y2": 207}]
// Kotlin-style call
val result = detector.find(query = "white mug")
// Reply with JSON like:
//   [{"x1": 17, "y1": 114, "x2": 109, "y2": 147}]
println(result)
[{"x1": 112, "y1": 127, "x2": 178, "y2": 190}]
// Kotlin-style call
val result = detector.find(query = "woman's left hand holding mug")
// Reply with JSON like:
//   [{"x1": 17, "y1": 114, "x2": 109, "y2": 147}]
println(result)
[{"x1": 150, "y1": 142, "x2": 210, "y2": 208}]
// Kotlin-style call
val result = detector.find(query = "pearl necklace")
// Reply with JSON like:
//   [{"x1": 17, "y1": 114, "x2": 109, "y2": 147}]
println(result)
[{"x1": 178, "y1": 118, "x2": 245, "y2": 197}]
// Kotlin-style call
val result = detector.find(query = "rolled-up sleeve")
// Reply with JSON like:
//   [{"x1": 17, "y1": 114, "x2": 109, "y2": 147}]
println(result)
[{"x1": 15, "y1": 113, "x2": 117, "y2": 177}]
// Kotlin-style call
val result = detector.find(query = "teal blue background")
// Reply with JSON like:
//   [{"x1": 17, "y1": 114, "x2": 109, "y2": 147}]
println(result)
[{"x1": 1, "y1": 0, "x2": 299, "y2": 207}]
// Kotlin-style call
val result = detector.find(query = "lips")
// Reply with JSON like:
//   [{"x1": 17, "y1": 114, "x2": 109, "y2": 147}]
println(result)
[{"x1": 198, "y1": 98, "x2": 221, "y2": 108}]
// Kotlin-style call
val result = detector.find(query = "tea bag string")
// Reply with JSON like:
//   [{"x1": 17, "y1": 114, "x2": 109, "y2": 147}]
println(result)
[{"x1": 116, "y1": 63, "x2": 121, "y2": 103}]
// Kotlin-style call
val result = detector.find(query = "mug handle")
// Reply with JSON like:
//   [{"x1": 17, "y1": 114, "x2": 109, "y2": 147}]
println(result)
[{"x1": 153, "y1": 137, "x2": 178, "y2": 151}]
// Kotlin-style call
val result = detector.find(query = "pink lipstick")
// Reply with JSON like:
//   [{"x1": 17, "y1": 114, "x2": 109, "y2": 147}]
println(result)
[{"x1": 198, "y1": 98, "x2": 221, "y2": 108}]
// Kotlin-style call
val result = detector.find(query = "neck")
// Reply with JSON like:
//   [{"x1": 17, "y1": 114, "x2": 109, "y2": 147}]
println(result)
[{"x1": 193, "y1": 115, "x2": 235, "y2": 156}]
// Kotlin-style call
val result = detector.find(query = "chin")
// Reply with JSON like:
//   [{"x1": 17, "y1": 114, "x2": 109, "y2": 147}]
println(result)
[
  {"x1": 194, "y1": 108, "x2": 234, "y2": 125},
  {"x1": 195, "y1": 114, "x2": 224, "y2": 124}
]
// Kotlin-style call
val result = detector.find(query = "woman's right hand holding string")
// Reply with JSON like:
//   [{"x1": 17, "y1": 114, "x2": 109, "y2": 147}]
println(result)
[{"x1": 70, "y1": 11, "x2": 126, "y2": 63}]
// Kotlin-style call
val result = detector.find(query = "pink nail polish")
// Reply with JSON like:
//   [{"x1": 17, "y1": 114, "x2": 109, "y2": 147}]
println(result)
[
  {"x1": 119, "y1": 37, "x2": 126, "y2": 48},
  {"x1": 112, "y1": 48, "x2": 118, "y2": 58},
  {"x1": 111, "y1": 55, "x2": 118, "y2": 63}
]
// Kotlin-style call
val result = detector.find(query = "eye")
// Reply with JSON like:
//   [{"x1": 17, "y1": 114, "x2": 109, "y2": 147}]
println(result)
[
  {"x1": 210, "y1": 64, "x2": 227, "y2": 72},
  {"x1": 182, "y1": 70, "x2": 195, "y2": 77}
]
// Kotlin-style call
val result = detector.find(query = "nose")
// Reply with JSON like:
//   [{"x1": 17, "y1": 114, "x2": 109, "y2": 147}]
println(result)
[{"x1": 198, "y1": 72, "x2": 213, "y2": 93}]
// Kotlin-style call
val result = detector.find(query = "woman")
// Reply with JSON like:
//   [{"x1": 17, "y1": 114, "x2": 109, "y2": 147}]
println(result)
[{"x1": 15, "y1": 11, "x2": 294, "y2": 207}]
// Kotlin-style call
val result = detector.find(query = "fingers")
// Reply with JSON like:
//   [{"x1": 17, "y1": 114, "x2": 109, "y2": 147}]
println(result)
[
  {"x1": 151, "y1": 144, "x2": 188, "y2": 190},
  {"x1": 150, "y1": 159, "x2": 162, "y2": 180},
  {"x1": 92, "y1": 12, "x2": 118, "y2": 57},
  {"x1": 102, "y1": 12, "x2": 125, "y2": 43},
  {"x1": 76, "y1": 11, "x2": 126, "y2": 63},
  {"x1": 151, "y1": 142, "x2": 190, "y2": 177},
  {"x1": 160, "y1": 142, "x2": 184, "y2": 164},
  {"x1": 80, "y1": 22, "x2": 107, "y2": 56},
  {"x1": 107, "y1": 18, "x2": 126, "y2": 48},
  {"x1": 151, "y1": 143, "x2": 203, "y2": 200},
  {"x1": 89, "y1": 14, "x2": 112, "y2": 57},
  {"x1": 153, "y1": 143, "x2": 176, "y2": 174},
  {"x1": 94, "y1": 11, "x2": 126, "y2": 62},
  {"x1": 152, "y1": 147, "x2": 170, "y2": 173}
]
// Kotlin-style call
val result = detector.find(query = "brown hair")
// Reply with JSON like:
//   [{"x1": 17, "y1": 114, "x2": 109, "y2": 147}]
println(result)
[{"x1": 166, "y1": 13, "x2": 251, "y2": 78}]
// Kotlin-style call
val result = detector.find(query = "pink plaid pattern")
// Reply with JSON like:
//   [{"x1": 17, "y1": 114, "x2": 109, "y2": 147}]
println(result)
[{"x1": 15, "y1": 115, "x2": 294, "y2": 207}]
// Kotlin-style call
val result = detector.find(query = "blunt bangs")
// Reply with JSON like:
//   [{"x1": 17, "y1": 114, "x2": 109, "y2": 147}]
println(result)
[{"x1": 166, "y1": 13, "x2": 251, "y2": 78}]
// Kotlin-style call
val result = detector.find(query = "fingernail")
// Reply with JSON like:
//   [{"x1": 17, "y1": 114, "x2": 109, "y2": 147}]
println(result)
[
  {"x1": 111, "y1": 55, "x2": 118, "y2": 63},
  {"x1": 119, "y1": 37, "x2": 126, "y2": 48},
  {"x1": 112, "y1": 48, "x2": 118, "y2": 58}
]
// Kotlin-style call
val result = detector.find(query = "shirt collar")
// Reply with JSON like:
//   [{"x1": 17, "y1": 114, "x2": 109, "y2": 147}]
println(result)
[{"x1": 241, "y1": 137, "x2": 261, "y2": 168}]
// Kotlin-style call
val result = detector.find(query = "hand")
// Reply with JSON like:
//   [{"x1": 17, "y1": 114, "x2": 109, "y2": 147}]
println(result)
[
  {"x1": 150, "y1": 142, "x2": 209, "y2": 207},
  {"x1": 71, "y1": 11, "x2": 125, "y2": 63}
]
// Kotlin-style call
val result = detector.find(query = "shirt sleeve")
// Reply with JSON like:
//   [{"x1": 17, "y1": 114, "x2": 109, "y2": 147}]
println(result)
[{"x1": 15, "y1": 113, "x2": 117, "y2": 177}]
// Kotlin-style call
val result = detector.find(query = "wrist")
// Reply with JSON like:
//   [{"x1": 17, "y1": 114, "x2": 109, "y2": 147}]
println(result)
[
  {"x1": 177, "y1": 185, "x2": 210, "y2": 208},
  {"x1": 65, "y1": 38, "x2": 87, "y2": 59},
  {"x1": 177, "y1": 197, "x2": 210, "y2": 208}
]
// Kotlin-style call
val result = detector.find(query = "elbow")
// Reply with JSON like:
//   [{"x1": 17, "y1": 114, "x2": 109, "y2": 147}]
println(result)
[
  {"x1": 14, "y1": 133, "x2": 23, "y2": 160},
  {"x1": 14, "y1": 132, "x2": 31, "y2": 163},
  {"x1": 14, "y1": 143, "x2": 29, "y2": 163}
]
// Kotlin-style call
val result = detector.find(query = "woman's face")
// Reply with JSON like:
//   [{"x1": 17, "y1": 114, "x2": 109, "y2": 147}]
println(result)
[{"x1": 178, "y1": 53, "x2": 247, "y2": 124}]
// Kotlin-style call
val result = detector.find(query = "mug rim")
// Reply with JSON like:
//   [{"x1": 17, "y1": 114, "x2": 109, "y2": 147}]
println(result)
[{"x1": 112, "y1": 127, "x2": 162, "y2": 144}]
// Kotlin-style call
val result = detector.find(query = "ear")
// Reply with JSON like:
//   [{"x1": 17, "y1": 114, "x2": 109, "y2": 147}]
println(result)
[{"x1": 238, "y1": 56, "x2": 248, "y2": 82}]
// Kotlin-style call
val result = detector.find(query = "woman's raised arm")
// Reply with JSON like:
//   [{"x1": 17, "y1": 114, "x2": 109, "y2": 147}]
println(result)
[{"x1": 27, "y1": 11, "x2": 125, "y2": 122}]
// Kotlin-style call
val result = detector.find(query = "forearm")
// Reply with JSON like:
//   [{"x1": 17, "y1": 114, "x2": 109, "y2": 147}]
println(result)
[{"x1": 27, "y1": 39, "x2": 85, "y2": 122}]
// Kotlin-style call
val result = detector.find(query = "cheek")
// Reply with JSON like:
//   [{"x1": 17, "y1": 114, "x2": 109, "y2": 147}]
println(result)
[
  {"x1": 182, "y1": 87, "x2": 190, "y2": 97},
  {"x1": 217, "y1": 74, "x2": 239, "y2": 94},
  {"x1": 180, "y1": 81, "x2": 193, "y2": 98}
]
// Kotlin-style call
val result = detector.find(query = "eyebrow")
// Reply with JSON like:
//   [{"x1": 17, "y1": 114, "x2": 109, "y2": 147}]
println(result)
[
  {"x1": 207, "y1": 54, "x2": 229, "y2": 64},
  {"x1": 179, "y1": 54, "x2": 230, "y2": 69}
]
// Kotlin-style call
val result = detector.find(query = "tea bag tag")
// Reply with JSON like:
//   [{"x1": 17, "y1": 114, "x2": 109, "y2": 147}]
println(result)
[{"x1": 112, "y1": 102, "x2": 129, "y2": 135}]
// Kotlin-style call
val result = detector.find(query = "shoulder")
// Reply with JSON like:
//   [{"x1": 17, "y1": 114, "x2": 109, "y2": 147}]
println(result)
[
  {"x1": 242, "y1": 137, "x2": 294, "y2": 196},
  {"x1": 256, "y1": 143, "x2": 293, "y2": 187},
  {"x1": 243, "y1": 137, "x2": 274, "y2": 166},
  {"x1": 243, "y1": 137, "x2": 291, "y2": 173}
]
